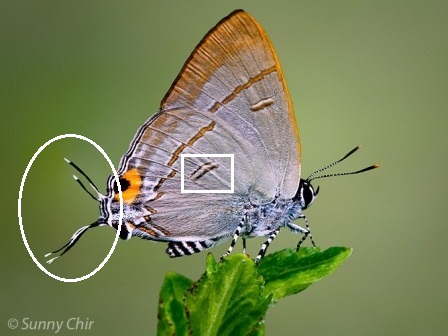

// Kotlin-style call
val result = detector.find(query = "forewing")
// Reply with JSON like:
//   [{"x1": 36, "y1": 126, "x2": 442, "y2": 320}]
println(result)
[{"x1": 161, "y1": 10, "x2": 301, "y2": 197}]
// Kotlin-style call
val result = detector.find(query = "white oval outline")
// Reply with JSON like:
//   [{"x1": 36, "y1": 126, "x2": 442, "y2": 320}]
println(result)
[{"x1": 17, "y1": 134, "x2": 123, "y2": 282}]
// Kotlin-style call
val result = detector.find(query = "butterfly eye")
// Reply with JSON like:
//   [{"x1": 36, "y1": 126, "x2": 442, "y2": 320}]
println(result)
[
  {"x1": 302, "y1": 183, "x2": 316, "y2": 209},
  {"x1": 295, "y1": 179, "x2": 316, "y2": 209}
]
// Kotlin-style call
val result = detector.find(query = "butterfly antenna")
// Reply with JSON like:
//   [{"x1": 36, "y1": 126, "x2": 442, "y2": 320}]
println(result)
[
  {"x1": 64, "y1": 158, "x2": 101, "y2": 201},
  {"x1": 308, "y1": 164, "x2": 379, "y2": 181},
  {"x1": 307, "y1": 146, "x2": 379, "y2": 182}
]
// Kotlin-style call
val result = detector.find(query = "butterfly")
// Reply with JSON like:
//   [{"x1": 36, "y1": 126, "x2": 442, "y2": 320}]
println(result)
[{"x1": 46, "y1": 9, "x2": 378, "y2": 264}]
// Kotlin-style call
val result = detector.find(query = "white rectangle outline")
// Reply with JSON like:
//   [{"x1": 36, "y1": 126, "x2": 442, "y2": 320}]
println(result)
[{"x1": 180, "y1": 154, "x2": 234, "y2": 193}]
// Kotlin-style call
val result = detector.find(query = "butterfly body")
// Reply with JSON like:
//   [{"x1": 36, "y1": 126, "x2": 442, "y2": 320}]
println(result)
[
  {"x1": 97, "y1": 7, "x2": 308, "y2": 257},
  {"x1": 103, "y1": 153, "x2": 315, "y2": 257},
  {"x1": 107, "y1": 186, "x2": 306, "y2": 236}
]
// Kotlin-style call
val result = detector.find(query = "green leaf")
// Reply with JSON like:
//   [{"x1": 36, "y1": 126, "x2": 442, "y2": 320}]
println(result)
[
  {"x1": 157, "y1": 271, "x2": 193, "y2": 336},
  {"x1": 185, "y1": 253, "x2": 271, "y2": 336},
  {"x1": 258, "y1": 247, "x2": 353, "y2": 300},
  {"x1": 156, "y1": 247, "x2": 352, "y2": 335}
]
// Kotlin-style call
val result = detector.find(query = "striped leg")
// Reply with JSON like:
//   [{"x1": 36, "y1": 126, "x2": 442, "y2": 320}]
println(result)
[
  {"x1": 255, "y1": 228, "x2": 280, "y2": 264},
  {"x1": 288, "y1": 215, "x2": 316, "y2": 251},
  {"x1": 221, "y1": 218, "x2": 245, "y2": 260},
  {"x1": 295, "y1": 232, "x2": 309, "y2": 251}
]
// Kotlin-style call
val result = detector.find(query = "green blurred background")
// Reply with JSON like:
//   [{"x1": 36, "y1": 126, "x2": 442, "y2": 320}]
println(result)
[{"x1": 2, "y1": 1, "x2": 447, "y2": 335}]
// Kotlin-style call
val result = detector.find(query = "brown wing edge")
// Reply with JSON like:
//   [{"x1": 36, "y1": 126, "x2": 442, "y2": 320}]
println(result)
[{"x1": 160, "y1": 9, "x2": 245, "y2": 110}]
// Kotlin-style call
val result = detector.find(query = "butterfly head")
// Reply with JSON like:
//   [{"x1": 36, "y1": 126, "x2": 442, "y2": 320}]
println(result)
[
  {"x1": 294, "y1": 146, "x2": 379, "y2": 211},
  {"x1": 295, "y1": 179, "x2": 319, "y2": 210}
]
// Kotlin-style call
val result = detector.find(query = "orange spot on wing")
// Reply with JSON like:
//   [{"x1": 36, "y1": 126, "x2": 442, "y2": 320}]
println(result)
[{"x1": 114, "y1": 169, "x2": 142, "y2": 204}]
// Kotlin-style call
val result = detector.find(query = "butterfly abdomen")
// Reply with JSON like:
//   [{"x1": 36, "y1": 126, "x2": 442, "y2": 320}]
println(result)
[{"x1": 166, "y1": 239, "x2": 220, "y2": 257}]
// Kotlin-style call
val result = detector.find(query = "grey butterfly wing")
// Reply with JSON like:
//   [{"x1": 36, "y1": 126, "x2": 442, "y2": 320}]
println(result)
[
  {"x1": 161, "y1": 10, "x2": 301, "y2": 198},
  {"x1": 111, "y1": 10, "x2": 301, "y2": 253}
]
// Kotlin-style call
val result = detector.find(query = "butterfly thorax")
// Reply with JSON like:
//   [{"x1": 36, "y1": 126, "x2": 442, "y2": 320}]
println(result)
[{"x1": 243, "y1": 197, "x2": 304, "y2": 238}]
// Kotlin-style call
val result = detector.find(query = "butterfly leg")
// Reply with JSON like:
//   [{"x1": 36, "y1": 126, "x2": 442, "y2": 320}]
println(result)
[
  {"x1": 221, "y1": 217, "x2": 245, "y2": 260},
  {"x1": 287, "y1": 215, "x2": 316, "y2": 251},
  {"x1": 255, "y1": 228, "x2": 280, "y2": 264}
]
